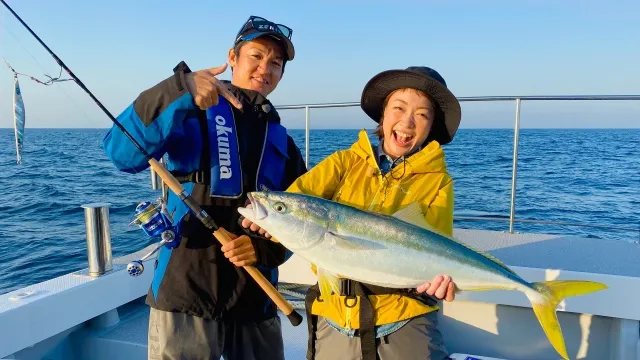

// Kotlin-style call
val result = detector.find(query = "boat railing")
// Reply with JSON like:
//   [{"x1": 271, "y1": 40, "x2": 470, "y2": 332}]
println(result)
[
  {"x1": 276, "y1": 95, "x2": 640, "y2": 236},
  {"x1": 150, "y1": 95, "x2": 640, "y2": 236}
]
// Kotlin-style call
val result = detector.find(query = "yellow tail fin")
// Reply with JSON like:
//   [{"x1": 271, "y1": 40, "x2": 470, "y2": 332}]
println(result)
[{"x1": 526, "y1": 280, "x2": 607, "y2": 360}]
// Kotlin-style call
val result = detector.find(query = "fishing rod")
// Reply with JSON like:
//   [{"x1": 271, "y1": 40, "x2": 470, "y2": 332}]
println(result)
[{"x1": 0, "y1": 0, "x2": 303, "y2": 326}]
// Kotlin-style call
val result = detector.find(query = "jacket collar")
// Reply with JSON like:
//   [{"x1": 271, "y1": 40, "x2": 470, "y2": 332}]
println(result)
[
  {"x1": 222, "y1": 81, "x2": 280, "y2": 123},
  {"x1": 351, "y1": 129, "x2": 447, "y2": 175}
]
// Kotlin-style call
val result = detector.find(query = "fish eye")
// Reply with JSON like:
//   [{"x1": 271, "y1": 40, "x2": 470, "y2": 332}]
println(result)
[{"x1": 273, "y1": 202, "x2": 287, "y2": 213}]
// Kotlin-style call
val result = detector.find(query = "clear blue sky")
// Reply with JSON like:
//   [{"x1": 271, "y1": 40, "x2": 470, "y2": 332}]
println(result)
[{"x1": 0, "y1": 0, "x2": 638, "y2": 129}]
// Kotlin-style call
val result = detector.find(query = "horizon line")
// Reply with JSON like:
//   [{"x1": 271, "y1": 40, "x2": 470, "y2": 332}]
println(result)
[{"x1": 1, "y1": 127, "x2": 639, "y2": 131}]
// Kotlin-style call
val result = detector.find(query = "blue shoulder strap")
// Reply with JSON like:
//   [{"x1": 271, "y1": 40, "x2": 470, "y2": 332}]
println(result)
[
  {"x1": 206, "y1": 95, "x2": 243, "y2": 198},
  {"x1": 256, "y1": 120, "x2": 289, "y2": 191}
]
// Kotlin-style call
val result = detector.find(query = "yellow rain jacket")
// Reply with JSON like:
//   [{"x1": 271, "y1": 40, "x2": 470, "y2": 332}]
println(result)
[{"x1": 286, "y1": 129, "x2": 454, "y2": 329}]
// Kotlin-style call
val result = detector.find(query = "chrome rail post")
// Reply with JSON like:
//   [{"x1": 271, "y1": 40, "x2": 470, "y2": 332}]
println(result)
[
  {"x1": 509, "y1": 98, "x2": 522, "y2": 233},
  {"x1": 305, "y1": 106, "x2": 310, "y2": 168},
  {"x1": 151, "y1": 167, "x2": 159, "y2": 190},
  {"x1": 81, "y1": 203, "x2": 113, "y2": 276},
  {"x1": 151, "y1": 157, "x2": 165, "y2": 190}
]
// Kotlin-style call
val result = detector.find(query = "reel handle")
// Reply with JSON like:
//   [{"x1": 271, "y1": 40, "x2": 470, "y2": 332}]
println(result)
[{"x1": 126, "y1": 230, "x2": 175, "y2": 277}]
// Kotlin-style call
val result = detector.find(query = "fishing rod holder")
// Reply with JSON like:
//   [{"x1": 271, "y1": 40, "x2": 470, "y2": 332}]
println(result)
[
  {"x1": 127, "y1": 199, "x2": 180, "y2": 277},
  {"x1": 81, "y1": 203, "x2": 113, "y2": 277},
  {"x1": 150, "y1": 157, "x2": 166, "y2": 191}
]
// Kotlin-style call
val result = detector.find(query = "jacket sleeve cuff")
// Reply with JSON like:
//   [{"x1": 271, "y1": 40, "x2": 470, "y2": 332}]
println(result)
[{"x1": 251, "y1": 235, "x2": 288, "y2": 268}]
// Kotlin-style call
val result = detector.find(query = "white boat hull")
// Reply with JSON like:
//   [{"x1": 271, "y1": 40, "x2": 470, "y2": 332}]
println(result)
[{"x1": 2, "y1": 229, "x2": 639, "y2": 360}]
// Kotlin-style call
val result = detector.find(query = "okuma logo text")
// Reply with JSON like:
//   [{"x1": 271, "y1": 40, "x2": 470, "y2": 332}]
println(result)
[{"x1": 215, "y1": 115, "x2": 233, "y2": 179}]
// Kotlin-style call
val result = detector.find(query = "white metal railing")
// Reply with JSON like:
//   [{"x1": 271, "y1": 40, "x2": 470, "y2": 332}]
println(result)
[{"x1": 275, "y1": 95, "x2": 640, "y2": 235}]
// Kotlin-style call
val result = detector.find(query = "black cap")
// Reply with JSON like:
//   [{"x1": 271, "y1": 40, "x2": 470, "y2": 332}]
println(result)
[
  {"x1": 360, "y1": 66, "x2": 462, "y2": 145},
  {"x1": 235, "y1": 18, "x2": 295, "y2": 61}
]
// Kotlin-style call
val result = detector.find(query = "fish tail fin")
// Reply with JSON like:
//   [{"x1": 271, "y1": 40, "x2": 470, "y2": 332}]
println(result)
[{"x1": 526, "y1": 280, "x2": 607, "y2": 360}]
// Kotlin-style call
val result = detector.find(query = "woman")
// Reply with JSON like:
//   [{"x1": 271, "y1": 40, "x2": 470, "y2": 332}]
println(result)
[{"x1": 243, "y1": 66, "x2": 462, "y2": 360}]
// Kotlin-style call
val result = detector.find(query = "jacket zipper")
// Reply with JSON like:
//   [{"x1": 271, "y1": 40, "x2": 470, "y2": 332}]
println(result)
[
  {"x1": 364, "y1": 136, "x2": 385, "y2": 211},
  {"x1": 349, "y1": 136, "x2": 385, "y2": 329},
  {"x1": 255, "y1": 120, "x2": 268, "y2": 191}
]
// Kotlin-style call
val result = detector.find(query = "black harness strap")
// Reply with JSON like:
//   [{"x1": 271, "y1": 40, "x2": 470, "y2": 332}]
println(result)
[
  {"x1": 305, "y1": 279, "x2": 437, "y2": 360},
  {"x1": 305, "y1": 284, "x2": 320, "y2": 360},
  {"x1": 351, "y1": 281, "x2": 377, "y2": 360}
]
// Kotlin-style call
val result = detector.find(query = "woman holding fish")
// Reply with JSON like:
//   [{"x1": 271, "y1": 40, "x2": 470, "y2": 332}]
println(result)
[{"x1": 243, "y1": 66, "x2": 462, "y2": 359}]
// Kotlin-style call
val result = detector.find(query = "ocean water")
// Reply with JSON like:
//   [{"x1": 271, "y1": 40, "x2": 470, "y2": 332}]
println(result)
[{"x1": 0, "y1": 128, "x2": 639, "y2": 295}]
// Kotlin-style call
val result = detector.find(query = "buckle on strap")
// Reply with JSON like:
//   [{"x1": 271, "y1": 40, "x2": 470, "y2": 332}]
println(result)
[
  {"x1": 339, "y1": 278, "x2": 352, "y2": 297},
  {"x1": 193, "y1": 170, "x2": 205, "y2": 183},
  {"x1": 169, "y1": 170, "x2": 208, "y2": 184}
]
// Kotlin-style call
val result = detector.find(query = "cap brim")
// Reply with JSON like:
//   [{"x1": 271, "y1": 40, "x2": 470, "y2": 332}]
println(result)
[
  {"x1": 360, "y1": 70, "x2": 461, "y2": 144},
  {"x1": 239, "y1": 32, "x2": 295, "y2": 61}
]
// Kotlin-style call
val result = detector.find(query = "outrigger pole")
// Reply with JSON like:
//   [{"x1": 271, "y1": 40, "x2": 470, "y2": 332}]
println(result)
[{"x1": 0, "y1": 0, "x2": 303, "y2": 326}]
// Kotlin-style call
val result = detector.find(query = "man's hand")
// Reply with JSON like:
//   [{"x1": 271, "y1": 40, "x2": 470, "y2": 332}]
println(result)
[
  {"x1": 221, "y1": 235, "x2": 256, "y2": 267},
  {"x1": 416, "y1": 274, "x2": 456, "y2": 302},
  {"x1": 185, "y1": 63, "x2": 243, "y2": 110},
  {"x1": 240, "y1": 204, "x2": 272, "y2": 239}
]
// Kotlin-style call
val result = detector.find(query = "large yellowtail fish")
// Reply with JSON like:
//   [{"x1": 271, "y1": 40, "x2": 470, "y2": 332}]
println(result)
[{"x1": 238, "y1": 191, "x2": 607, "y2": 360}]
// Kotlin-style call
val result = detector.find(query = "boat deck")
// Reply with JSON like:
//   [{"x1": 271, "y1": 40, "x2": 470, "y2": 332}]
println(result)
[
  {"x1": 65, "y1": 298, "x2": 310, "y2": 360},
  {"x1": 2, "y1": 228, "x2": 640, "y2": 359}
]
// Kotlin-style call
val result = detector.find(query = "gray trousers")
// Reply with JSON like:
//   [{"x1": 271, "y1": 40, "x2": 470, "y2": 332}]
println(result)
[
  {"x1": 313, "y1": 312, "x2": 451, "y2": 360},
  {"x1": 147, "y1": 308, "x2": 285, "y2": 360}
]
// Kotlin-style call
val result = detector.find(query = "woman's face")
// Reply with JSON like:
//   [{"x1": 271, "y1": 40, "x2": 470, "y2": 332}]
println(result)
[{"x1": 381, "y1": 88, "x2": 435, "y2": 159}]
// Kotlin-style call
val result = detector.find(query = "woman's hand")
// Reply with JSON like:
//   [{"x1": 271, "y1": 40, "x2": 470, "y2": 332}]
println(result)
[{"x1": 416, "y1": 274, "x2": 456, "y2": 302}]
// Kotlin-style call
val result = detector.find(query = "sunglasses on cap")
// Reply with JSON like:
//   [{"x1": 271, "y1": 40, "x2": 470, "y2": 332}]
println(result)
[{"x1": 235, "y1": 15, "x2": 293, "y2": 43}]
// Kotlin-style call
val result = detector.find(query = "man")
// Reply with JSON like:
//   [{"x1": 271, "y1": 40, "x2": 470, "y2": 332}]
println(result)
[{"x1": 102, "y1": 15, "x2": 306, "y2": 360}]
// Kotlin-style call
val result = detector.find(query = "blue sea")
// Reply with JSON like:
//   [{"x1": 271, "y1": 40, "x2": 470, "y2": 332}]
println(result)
[{"x1": 1, "y1": 128, "x2": 639, "y2": 295}]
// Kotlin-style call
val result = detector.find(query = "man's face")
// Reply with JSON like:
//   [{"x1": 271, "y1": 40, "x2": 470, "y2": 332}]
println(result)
[{"x1": 228, "y1": 37, "x2": 284, "y2": 97}]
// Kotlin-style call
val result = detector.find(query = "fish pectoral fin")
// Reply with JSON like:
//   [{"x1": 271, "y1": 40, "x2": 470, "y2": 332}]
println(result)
[
  {"x1": 326, "y1": 231, "x2": 386, "y2": 251},
  {"x1": 317, "y1": 267, "x2": 340, "y2": 300}
]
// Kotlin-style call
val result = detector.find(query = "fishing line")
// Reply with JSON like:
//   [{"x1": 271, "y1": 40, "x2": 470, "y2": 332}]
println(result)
[
  {"x1": 0, "y1": 0, "x2": 303, "y2": 326},
  {"x1": 0, "y1": 12, "x2": 96, "y2": 128},
  {"x1": 3, "y1": 57, "x2": 71, "y2": 85}
]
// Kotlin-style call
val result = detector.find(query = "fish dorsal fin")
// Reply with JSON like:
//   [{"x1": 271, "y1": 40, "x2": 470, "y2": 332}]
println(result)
[
  {"x1": 392, "y1": 203, "x2": 449, "y2": 238},
  {"x1": 392, "y1": 202, "x2": 432, "y2": 228},
  {"x1": 392, "y1": 202, "x2": 516, "y2": 275}
]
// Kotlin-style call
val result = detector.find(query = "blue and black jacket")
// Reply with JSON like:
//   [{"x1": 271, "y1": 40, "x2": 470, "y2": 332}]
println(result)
[{"x1": 102, "y1": 61, "x2": 307, "y2": 321}]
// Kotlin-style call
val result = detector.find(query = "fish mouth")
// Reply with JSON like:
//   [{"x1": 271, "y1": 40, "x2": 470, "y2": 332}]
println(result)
[{"x1": 238, "y1": 192, "x2": 267, "y2": 222}]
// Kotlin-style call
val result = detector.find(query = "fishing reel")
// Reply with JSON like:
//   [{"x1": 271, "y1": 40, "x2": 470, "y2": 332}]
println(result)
[{"x1": 126, "y1": 199, "x2": 180, "y2": 277}]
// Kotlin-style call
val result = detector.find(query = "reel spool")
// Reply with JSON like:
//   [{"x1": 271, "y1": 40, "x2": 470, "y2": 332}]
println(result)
[
  {"x1": 131, "y1": 201, "x2": 171, "y2": 238},
  {"x1": 127, "y1": 199, "x2": 179, "y2": 277}
]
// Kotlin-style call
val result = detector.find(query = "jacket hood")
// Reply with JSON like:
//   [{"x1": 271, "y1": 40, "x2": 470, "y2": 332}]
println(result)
[{"x1": 350, "y1": 129, "x2": 447, "y2": 175}]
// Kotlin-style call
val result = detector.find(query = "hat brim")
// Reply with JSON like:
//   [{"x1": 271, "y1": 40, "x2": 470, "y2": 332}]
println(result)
[
  {"x1": 239, "y1": 31, "x2": 295, "y2": 61},
  {"x1": 360, "y1": 70, "x2": 461, "y2": 144}
]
